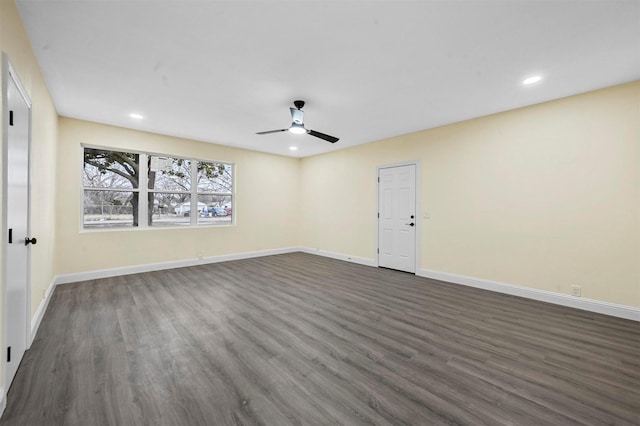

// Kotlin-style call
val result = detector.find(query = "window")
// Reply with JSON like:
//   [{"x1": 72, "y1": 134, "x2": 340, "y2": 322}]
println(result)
[{"x1": 83, "y1": 147, "x2": 233, "y2": 229}]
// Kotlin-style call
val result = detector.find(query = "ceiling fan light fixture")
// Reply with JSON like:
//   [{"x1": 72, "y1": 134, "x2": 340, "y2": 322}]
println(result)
[{"x1": 289, "y1": 123, "x2": 306, "y2": 134}]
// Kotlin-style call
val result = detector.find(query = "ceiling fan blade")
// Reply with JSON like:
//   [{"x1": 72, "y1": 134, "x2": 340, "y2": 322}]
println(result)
[
  {"x1": 308, "y1": 129, "x2": 339, "y2": 143},
  {"x1": 256, "y1": 129, "x2": 288, "y2": 135}
]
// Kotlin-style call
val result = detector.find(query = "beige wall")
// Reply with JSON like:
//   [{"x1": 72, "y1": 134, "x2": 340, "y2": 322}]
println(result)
[
  {"x1": 56, "y1": 118, "x2": 300, "y2": 274},
  {"x1": 1, "y1": 0, "x2": 59, "y2": 386},
  {"x1": 300, "y1": 82, "x2": 640, "y2": 307}
]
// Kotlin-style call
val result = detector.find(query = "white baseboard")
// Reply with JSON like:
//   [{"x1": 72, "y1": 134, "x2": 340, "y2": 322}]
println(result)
[
  {"x1": 29, "y1": 278, "x2": 56, "y2": 348},
  {"x1": 418, "y1": 268, "x2": 640, "y2": 322},
  {"x1": 0, "y1": 386, "x2": 5, "y2": 420},
  {"x1": 55, "y1": 247, "x2": 300, "y2": 285},
  {"x1": 298, "y1": 247, "x2": 377, "y2": 267},
  {"x1": 50, "y1": 246, "x2": 639, "y2": 322}
]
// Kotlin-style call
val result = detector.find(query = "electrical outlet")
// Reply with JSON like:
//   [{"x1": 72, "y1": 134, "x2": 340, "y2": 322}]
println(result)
[{"x1": 571, "y1": 285, "x2": 582, "y2": 297}]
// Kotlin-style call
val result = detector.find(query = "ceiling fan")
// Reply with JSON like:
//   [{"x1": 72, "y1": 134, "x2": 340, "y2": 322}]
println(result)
[{"x1": 256, "y1": 100, "x2": 339, "y2": 143}]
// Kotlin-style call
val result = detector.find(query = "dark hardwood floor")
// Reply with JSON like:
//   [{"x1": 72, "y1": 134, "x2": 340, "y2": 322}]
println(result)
[{"x1": 2, "y1": 252, "x2": 639, "y2": 425}]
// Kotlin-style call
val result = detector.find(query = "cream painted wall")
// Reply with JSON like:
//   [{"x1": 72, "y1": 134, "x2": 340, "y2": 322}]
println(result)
[
  {"x1": 1, "y1": 0, "x2": 58, "y2": 387},
  {"x1": 300, "y1": 82, "x2": 640, "y2": 307},
  {"x1": 56, "y1": 118, "x2": 300, "y2": 275}
]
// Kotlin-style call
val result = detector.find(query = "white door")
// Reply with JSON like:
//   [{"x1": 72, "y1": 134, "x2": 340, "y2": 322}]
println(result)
[
  {"x1": 3, "y1": 60, "x2": 32, "y2": 390},
  {"x1": 378, "y1": 164, "x2": 416, "y2": 273}
]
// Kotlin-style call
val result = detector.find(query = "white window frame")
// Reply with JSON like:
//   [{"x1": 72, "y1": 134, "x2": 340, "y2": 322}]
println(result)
[{"x1": 81, "y1": 145, "x2": 234, "y2": 231}]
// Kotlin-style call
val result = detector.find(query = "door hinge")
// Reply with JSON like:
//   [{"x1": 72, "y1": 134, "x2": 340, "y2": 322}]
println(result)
[
  {"x1": 377, "y1": 176, "x2": 380, "y2": 182},
  {"x1": 9, "y1": 110, "x2": 14, "y2": 126},
  {"x1": 377, "y1": 248, "x2": 379, "y2": 254},
  {"x1": 377, "y1": 212, "x2": 379, "y2": 218},
  {"x1": 8, "y1": 228, "x2": 12, "y2": 244},
  {"x1": 7, "y1": 346, "x2": 11, "y2": 362}
]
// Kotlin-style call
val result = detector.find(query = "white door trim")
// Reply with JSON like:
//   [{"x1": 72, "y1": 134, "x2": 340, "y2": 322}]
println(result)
[
  {"x1": 2, "y1": 54, "x2": 33, "y2": 392},
  {"x1": 376, "y1": 160, "x2": 420, "y2": 273}
]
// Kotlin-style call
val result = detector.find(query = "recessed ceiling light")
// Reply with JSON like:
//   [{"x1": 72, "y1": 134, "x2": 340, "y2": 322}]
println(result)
[
  {"x1": 522, "y1": 75, "x2": 542, "y2": 85},
  {"x1": 289, "y1": 146, "x2": 298, "y2": 151},
  {"x1": 129, "y1": 113, "x2": 144, "y2": 119}
]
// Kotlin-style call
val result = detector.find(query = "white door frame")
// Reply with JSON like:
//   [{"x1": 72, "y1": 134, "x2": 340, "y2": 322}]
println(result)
[
  {"x1": 376, "y1": 160, "x2": 420, "y2": 273},
  {"x1": 2, "y1": 53, "x2": 33, "y2": 391}
]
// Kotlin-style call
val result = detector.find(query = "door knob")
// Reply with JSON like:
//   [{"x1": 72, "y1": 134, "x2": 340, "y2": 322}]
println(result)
[
  {"x1": 25, "y1": 237, "x2": 37, "y2": 246},
  {"x1": 405, "y1": 223, "x2": 415, "y2": 227}
]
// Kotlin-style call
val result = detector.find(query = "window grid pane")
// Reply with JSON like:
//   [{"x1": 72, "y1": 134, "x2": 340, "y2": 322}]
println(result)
[
  {"x1": 83, "y1": 148, "x2": 139, "y2": 189},
  {"x1": 83, "y1": 190, "x2": 137, "y2": 228},
  {"x1": 197, "y1": 195, "x2": 232, "y2": 225},
  {"x1": 149, "y1": 192, "x2": 191, "y2": 227},
  {"x1": 148, "y1": 156, "x2": 191, "y2": 191},
  {"x1": 197, "y1": 161, "x2": 233, "y2": 194}
]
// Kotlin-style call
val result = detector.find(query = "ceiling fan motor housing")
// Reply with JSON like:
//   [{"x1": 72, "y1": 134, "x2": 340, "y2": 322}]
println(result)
[{"x1": 291, "y1": 108, "x2": 304, "y2": 125}]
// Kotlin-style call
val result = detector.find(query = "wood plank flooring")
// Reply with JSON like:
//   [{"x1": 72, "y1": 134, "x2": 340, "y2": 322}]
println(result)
[{"x1": 1, "y1": 252, "x2": 639, "y2": 425}]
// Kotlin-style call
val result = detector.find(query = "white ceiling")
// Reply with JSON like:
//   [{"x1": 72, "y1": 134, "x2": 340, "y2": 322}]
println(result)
[{"x1": 16, "y1": 0, "x2": 640, "y2": 158}]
